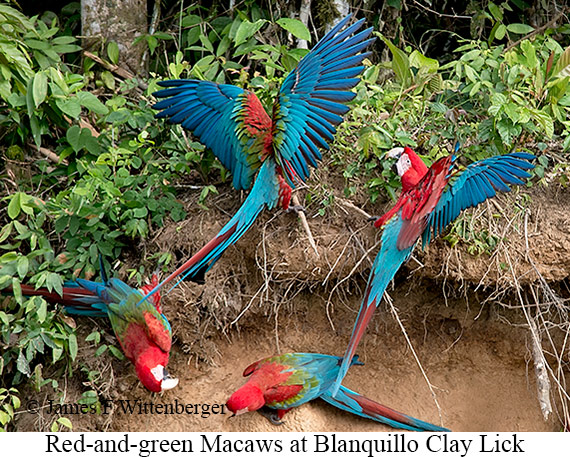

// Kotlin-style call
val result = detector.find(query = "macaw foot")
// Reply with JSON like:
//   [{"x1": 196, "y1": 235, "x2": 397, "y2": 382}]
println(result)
[
  {"x1": 257, "y1": 406, "x2": 284, "y2": 426},
  {"x1": 286, "y1": 204, "x2": 305, "y2": 214},
  {"x1": 368, "y1": 215, "x2": 379, "y2": 223}
]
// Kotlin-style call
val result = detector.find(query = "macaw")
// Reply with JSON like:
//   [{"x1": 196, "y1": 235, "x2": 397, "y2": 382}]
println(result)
[
  {"x1": 331, "y1": 146, "x2": 536, "y2": 395},
  {"x1": 10, "y1": 266, "x2": 177, "y2": 393},
  {"x1": 226, "y1": 352, "x2": 449, "y2": 431},
  {"x1": 140, "y1": 14, "x2": 374, "y2": 301}
]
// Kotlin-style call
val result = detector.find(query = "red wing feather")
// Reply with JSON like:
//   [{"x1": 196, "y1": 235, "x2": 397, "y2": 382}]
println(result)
[
  {"x1": 265, "y1": 384, "x2": 304, "y2": 404},
  {"x1": 397, "y1": 156, "x2": 453, "y2": 250}
]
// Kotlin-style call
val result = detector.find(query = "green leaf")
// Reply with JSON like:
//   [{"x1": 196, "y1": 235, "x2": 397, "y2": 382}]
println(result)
[
  {"x1": 464, "y1": 65, "x2": 477, "y2": 83},
  {"x1": 85, "y1": 331, "x2": 100, "y2": 344},
  {"x1": 66, "y1": 125, "x2": 81, "y2": 152},
  {"x1": 16, "y1": 351, "x2": 31, "y2": 377},
  {"x1": 0, "y1": 411, "x2": 9, "y2": 426},
  {"x1": 32, "y1": 71, "x2": 48, "y2": 108},
  {"x1": 381, "y1": 36, "x2": 411, "y2": 87},
  {"x1": 133, "y1": 207, "x2": 148, "y2": 218},
  {"x1": 521, "y1": 40, "x2": 537, "y2": 68},
  {"x1": 108, "y1": 345, "x2": 125, "y2": 360},
  {"x1": 506, "y1": 23, "x2": 534, "y2": 34},
  {"x1": 16, "y1": 256, "x2": 28, "y2": 279},
  {"x1": 68, "y1": 333, "x2": 78, "y2": 361},
  {"x1": 495, "y1": 24, "x2": 506, "y2": 40},
  {"x1": 7, "y1": 193, "x2": 21, "y2": 219},
  {"x1": 409, "y1": 50, "x2": 439, "y2": 73},
  {"x1": 56, "y1": 97, "x2": 81, "y2": 118},
  {"x1": 234, "y1": 19, "x2": 267, "y2": 46},
  {"x1": 37, "y1": 299, "x2": 47, "y2": 324},
  {"x1": 101, "y1": 71, "x2": 115, "y2": 91},
  {"x1": 57, "y1": 417, "x2": 73, "y2": 430},
  {"x1": 107, "y1": 41, "x2": 119, "y2": 65},
  {"x1": 0, "y1": 311, "x2": 9, "y2": 325},
  {"x1": 276, "y1": 18, "x2": 311, "y2": 42},
  {"x1": 47, "y1": 272, "x2": 63, "y2": 296},
  {"x1": 77, "y1": 92, "x2": 108, "y2": 115},
  {"x1": 488, "y1": 3, "x2": 503, "y2": 22},
  {"x1": 29, "y1": 114, "x2": 41, "y2": 148},
  {"x1": 552, "y1": 46, "x2": 570, "y2": 79}
]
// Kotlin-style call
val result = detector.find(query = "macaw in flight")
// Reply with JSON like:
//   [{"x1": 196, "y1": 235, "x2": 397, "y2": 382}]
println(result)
[
  {"x1": 10, "y1": 261, "x2": 178, "y2": 393},
  {"x1": 140, "y1": 14, "x2": 374, "y2": 302},
  {"x1": 331, "y1": 145, "x2": 535, "y2": 395},
  {"x1": 226, "y1": 352, "x2": 449, "y2": 431}
]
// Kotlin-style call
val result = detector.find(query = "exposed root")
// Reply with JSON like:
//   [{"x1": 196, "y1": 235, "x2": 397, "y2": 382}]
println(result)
[{"x1": 291, "y1": 193, "x2": 319, "y2": 257}]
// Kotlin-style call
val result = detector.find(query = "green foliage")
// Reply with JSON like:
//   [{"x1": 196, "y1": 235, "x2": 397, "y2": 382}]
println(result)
[
  {"x1": 149, "y1": 6, "x2": 311, "y2": 85},
  {"x1": 0, "y1": 4, "x2": 193, "y2": 410},
  {"x1": 444, "y1": 35, "x2": 570, "y2": 151},
  {"x1": 443, "y1": 213, "x2": 500, "y2": 255},
  {"x1": 0, "y1": 5, "x2": 82, "y2": 147},
  {"x1": 0, "y1": 387, "x2": 20, "y2": 431}
]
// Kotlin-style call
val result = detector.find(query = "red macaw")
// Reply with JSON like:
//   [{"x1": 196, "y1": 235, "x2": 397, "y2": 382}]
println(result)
[
  {"x1": 331, "y1": 146, "x2": 536, "y2": 395},
  {"x1": 140, "y1": 14, "x2": 374, "y2": 301},
  {"x1": 226, "y1": 352, "x2": 449, "y2": 431},
  {"x1": 10, "y1": 267, "x2": 177, "y2": 393}
]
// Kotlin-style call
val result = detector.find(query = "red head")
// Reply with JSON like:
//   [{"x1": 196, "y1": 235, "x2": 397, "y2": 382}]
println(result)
[
  {"x1": 134, "y1": 345, "x2": 178, "y2": 393},
  {"x1": 387, "y1": 146, "x2": 428, "y2": 191},
  {"x1": 226, "y1": 383, "x2": 266, "y2": 416}
]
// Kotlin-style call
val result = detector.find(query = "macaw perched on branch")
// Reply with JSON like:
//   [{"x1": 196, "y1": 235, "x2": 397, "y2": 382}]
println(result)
[
  {"x1": 141, "y1": 14, "x2": 374, "y2": 300},
  {"x1": 11, "y1": 265, "x2": 177, "y2": 393},
  {"x1": 226, "y1": 352, "x2": 449, "y2": 431},
  {"x1": 331, "y1": 146, "x2": 535, "y2": 396}
]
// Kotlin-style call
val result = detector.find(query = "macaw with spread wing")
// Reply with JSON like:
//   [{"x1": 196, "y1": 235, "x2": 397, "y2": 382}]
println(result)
[
  {"x1": 331, "y1": 146, "x2": 535, "y2": 395},
  {"x1": 226, "y1": 352, "x2": 449, "y2": 431},
  {"x1": 9, "y1": 263, "x2": 177, "y2": 393},
  {"x1": 141, "y1": 14, "x2": 374, "y2": 300}
]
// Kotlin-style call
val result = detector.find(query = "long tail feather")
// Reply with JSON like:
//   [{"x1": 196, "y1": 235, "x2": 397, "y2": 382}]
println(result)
[
  {"x1": 15, "y1": 283, "x2": 108, "y2": 317},
  {"x1": 332, "y1": 217, "x2": 413, "y2": 396},
  {"x1": 138, "y1": 160, "x2": 282, "y2": 304},
  {"x1": 321, "y1": 385, "x2": 450, "y2": 432}
]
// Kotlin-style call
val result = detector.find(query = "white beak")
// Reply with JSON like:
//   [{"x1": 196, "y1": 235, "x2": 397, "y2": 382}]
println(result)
[
  {"x1": 386, "y1": 147, "x2": 404, "y2": 159},
  {"x1": 161, "y1": 376, "x2": 179, "y2": 391}
]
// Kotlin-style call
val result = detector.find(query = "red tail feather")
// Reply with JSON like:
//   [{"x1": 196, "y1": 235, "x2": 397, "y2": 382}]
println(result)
[{"x1": 15, "y1": 284, "x2": 96, "y2": 307}]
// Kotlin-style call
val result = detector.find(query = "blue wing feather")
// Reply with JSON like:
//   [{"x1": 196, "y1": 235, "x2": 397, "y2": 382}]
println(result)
[
  {"x1": 422, "y1": 152, "x2": 535, "y2": 245},
  {"x1": 153, "y1": 80, "x2": 264, "y2": 190},
  {"x1": 273, "y1": 15, "x2": 374, "y2": 185}
]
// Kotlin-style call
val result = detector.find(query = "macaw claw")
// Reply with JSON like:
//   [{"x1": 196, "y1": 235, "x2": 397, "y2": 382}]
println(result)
[
  {"x1": 286, "y1": 204, "x2": 305, "y2": 214},
  {"x1": 257, "y1": 406, "x2": 284, "y2": 426}
]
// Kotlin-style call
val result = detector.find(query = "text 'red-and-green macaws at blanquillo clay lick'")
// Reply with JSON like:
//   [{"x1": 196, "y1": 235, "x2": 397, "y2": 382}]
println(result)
[
  {"x1": 7, "y1": 262, "x2": 177, "y2": 393},
  {"x1": 226, "y1": 352, "x2": 449, "y2": 431},
  {"x1": 139, "y1": 15, "x2": 374, "y2": 302},
  {"x1": 331, "y1": 145, "x2": 536, "y2": 395}
]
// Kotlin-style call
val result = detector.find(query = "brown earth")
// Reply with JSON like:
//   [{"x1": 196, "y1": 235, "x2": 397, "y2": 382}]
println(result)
[{"x1": 15, "y1": 171, "x2": 570, "y2": 432}]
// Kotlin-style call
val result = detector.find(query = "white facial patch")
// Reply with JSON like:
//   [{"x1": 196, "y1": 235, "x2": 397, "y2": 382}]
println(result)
[
  {"x1": 151, "y1": 364, "x2": 165, "y2": 382},
  {"x1": 396, "y1": 154, "x2": 412, "y2": 177},
  {"x1": 236, "y1": 408, "x2": 249, "y2": 416}
]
